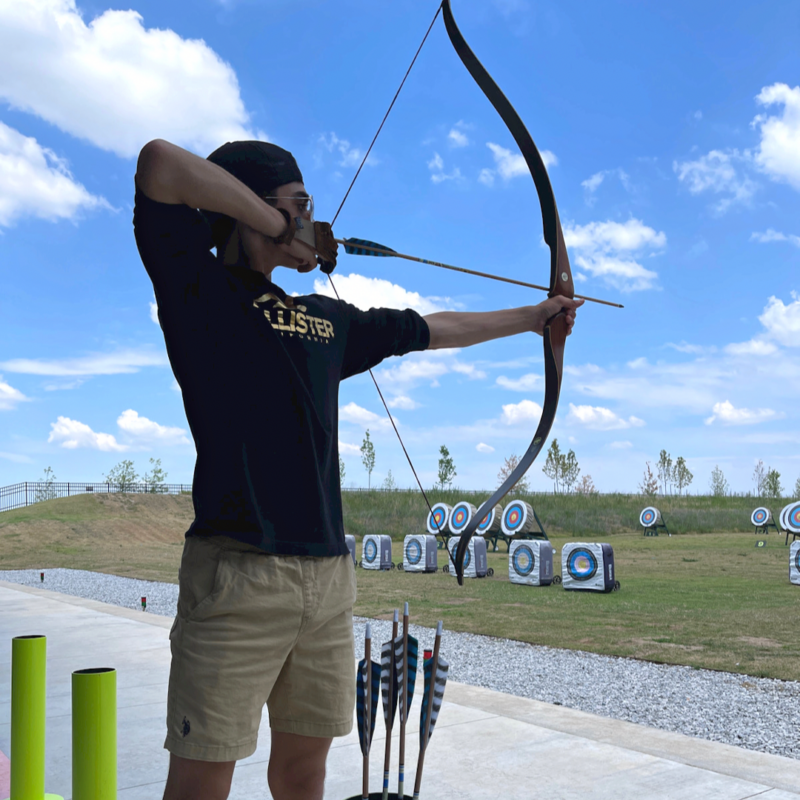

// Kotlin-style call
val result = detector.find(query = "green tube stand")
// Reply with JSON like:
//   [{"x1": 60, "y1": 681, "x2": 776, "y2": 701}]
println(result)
[
  {"x1": 7, "y1": 634, "x2": 63, "y2": 800},
  {"x1": 72, "y1": 668, "x2": 117, "y2": 800}
]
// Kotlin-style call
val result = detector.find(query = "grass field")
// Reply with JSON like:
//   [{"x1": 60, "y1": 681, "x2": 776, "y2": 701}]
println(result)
[{"x1": 1, "y1": 492, "x2": 799, "y2": 681}]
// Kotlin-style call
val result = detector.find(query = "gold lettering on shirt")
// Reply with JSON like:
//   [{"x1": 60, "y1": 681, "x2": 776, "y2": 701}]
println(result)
[{"x1": 252, "y1": 292, "x2": 333, "y2": 342}]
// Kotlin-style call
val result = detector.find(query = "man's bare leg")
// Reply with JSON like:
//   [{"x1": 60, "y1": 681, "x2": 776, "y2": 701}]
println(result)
[
  {"x1": 162, "y1": 754, "x2": 236, "y2": 800},
  {"x1": 268, "y1": 731, "x2": 333, "y2": 800}
]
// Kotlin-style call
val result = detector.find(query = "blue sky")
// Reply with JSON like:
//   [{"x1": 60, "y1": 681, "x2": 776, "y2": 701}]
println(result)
[{"x1": 1, "y1": 0, "x2": 799, "y2": 496}]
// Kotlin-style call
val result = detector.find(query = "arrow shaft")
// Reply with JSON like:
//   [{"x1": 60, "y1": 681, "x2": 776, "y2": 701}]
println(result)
[
  {"x1": 414, "y1": 625, "x2": 443, "y2": 798},
  {"x1": 382, "y1": 613, "x2": 399, "y2": 800},
  {"x1": 336, "y1": 239, "x2": 623, "y2": 308}
]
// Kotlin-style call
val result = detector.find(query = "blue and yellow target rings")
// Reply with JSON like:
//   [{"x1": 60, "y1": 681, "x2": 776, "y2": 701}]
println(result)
[
  {"x1": 753, "y1": 509, "x2": 768, "y2": 524},
  {"x1": 567, "y1": 548, "x2": 598, "y2": 581},
  {"x1": 641, "y1": 510, "x2": 656, "y2": 525},
  {"x1": 406, "y1": 539, "x2": 422, "y2": 565},
  {"x1": 364, "y1": 539, "x2": 378, "y2": 563},
  {"x1": 512, "y1": 545, "x2": 535, "y2": 576}
]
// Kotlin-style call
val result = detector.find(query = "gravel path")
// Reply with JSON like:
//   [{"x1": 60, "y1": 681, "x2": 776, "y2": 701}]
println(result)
[{"x1": 3, "y1": 568, "x2": 798, "y2": 760}]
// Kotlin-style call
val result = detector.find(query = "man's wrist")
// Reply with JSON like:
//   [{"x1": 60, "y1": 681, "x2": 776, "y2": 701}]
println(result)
[{"x1": 271, "y1": 208, "x2": 296, "y2": 245}]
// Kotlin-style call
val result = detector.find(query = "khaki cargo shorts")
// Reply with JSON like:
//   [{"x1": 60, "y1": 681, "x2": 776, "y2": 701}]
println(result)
[{"x1": 165, "y1": 535, "x2": 357, "y2": 762}]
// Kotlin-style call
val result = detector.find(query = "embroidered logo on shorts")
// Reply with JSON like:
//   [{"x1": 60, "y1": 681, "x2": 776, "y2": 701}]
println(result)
[{"x1": 182, "y1": 716, "x2": 191, "y2": 737}]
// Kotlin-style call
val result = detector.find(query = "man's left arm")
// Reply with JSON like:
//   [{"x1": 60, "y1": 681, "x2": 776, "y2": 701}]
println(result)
[{"x1": 424, "y1": 295, "x2": 584, "y2": 350}]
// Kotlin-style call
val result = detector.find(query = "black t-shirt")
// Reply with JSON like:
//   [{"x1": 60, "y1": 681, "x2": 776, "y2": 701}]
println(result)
[{"x1": 132, "y1": 185, "x2": 430, "y2": 557}]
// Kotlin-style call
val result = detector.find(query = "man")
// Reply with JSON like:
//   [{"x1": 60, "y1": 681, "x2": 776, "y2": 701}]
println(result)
[{"x1": 134, "y1": 138, "x2": 582, "y2": 800}]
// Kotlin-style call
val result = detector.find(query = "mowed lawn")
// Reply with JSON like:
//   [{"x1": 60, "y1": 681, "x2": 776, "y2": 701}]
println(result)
[{"x1": 1, "y1": 493, "x2": 799, "y2": 681}]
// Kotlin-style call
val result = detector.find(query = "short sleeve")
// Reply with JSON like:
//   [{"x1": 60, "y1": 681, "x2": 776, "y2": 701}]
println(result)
[{"x1": 340, "y1": 303, "x2": 430, "y2": 379}]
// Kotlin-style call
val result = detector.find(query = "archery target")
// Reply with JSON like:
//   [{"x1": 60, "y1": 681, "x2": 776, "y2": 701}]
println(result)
[
  {"x1": 509, "y1": 539, "x2": 553, "y2": 586},
  {"x1": 345, "y1": 534, "x2": 356, "y2": 565},
  {"x1": 501, "y1": 500, "x2": 536, "y2": 537},
  {"x1": 361, "y1": 534, "x2": 393, "y2": 570},
  {"x1": 780, "y1": 503, "x2": 793, "y2": 531},
  {"x1": 403, "y1": 534, "x2": 438, "y2": 572},
  {"x1": 750, "y1": 507, "x2": 773, "y2": 527},
  {"x1": 639, "y1": 507, "x2": 662, "y2": 527},
  {"x1": 476, "y1": 504, "x2": 502, "y2": 535},
  {"x1": 791, "y1": 541, "x2": 800, "y2": 585},
  {"x1": 447, "y1": 536, "x2": 488, "y2": 579},
  {"x1": 786, "y1": 502, "x2": 800, "y2": 534},
  {"x1": 449, "y1": 501, "x2": 477, "y2": 535},
  {"x1": 427, "y1": 503, "x2": 452, "y2": 535},
  {"x1": 561, "y1": 542, "x2": 616, "y2": 592}
]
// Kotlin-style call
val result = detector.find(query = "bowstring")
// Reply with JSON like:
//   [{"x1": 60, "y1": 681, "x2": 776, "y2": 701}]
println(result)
[{"x1": 327, "y1": 2, "x2": 452, "y2": 553}]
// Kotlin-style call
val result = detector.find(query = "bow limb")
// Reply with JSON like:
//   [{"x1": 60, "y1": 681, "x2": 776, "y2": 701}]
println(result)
[{"x1": 441, "y1": 0, "x2": 574, "y2": 585}]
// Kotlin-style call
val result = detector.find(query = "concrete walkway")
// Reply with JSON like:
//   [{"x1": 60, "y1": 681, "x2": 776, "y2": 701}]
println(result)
[{"x1": 2, "y1": 580, "x2": 799, "y2": 800}]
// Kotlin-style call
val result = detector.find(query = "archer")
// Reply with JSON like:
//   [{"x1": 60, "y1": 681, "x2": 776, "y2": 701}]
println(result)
[{"x1": 133, "y1": 137, "x2": 582, "y2": 800}]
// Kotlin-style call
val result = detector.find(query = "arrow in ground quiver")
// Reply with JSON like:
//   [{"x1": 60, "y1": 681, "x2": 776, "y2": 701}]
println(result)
[
  {"x1": 396, "y1": 602, "x2": 419, "y2": 800},
  {"x1": 380, "y1": 609, "x2": 400, "y2": 800},
  {"x1": 413, "y1": 620, "x2": 449, "y2": 799},
  {"x1": 356, "y1": 623, "x2": 381, "y2": 800}
]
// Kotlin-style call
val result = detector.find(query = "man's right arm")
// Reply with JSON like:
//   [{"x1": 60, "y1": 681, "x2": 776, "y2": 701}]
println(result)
[{"x1": 135, "y1": 139, "x2": 287, "y2": 240}]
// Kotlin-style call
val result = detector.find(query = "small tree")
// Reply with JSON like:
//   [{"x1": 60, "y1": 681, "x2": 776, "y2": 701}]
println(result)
[
  {"x1": 35, "y1": 466, "x2": 58, "y2": 503},
  {"x1": 672, "y1": 456, "x2": 693, "y2": 495},
  {"x1": 709, "y1": 465, "x2": 729, "y2": 497},
  {"x1": 382, "y1": 469, "x2": 397, "y2": 491},
  {"x1": 543, "y1": 439, "x2": 563, "y2": 493},
  {"x1": 338, "y1": 455, "x2": 346, "y2": 484},
  {"x1": 360, "y1": 430, "x2": 376, "y2": 489},
  {"x1": 764, "y1": 468, "x2": 783, "y2": 499},
  {"x1": 795, "y1": 476, "x2": 800, "y2": 499},
  {"x1": 753, "y1": 460, "x2": 766, "y2": 497},
  {"x1": 575, "y1": 474, "x2": 597, "y2": 495},
  {"x1": 104, "y1": 460, "x2": 138, "y2": 492},
  {"x1": 657, "y1": 450, "x2": 673, "y2": 495},
  {"x1": 437, "y1": 445, "x2": 457, "y2": 489},
  {"x1": 639, "y1": 462, "x2": 658, "y2": 497},
  {"x1": 143, "y1": 457, "x2": 168, "y2": 493},
  {"x1": 498, "y1": 454, "x2": 530, "y2": 495},
  {"x1": 562, "y1": 449, "x2": 580, "y2": 493}
]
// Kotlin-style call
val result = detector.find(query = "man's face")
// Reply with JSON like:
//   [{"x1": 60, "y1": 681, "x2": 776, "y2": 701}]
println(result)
[{"x1": 267, "y1": 181, "x2": 313, "y2": 223}]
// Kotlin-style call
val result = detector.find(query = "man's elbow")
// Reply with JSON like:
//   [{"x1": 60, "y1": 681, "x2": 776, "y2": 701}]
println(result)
[{"x1": 135, "y1": 139, "x2": 178, "y2": 203}]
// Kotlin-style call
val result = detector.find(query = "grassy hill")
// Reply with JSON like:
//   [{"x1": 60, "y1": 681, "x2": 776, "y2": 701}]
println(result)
[{"x1": 2, "y1": 492, "x2": 799, "y2": 681}]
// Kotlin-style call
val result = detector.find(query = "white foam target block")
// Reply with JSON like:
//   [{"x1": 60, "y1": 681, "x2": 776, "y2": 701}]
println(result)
[
  {"x1": 447, "y1": 536, "x2": 488, "y2": 578},
  {"x1": 361, "y1": 534, "x2": 393, "y2": 570},
  {"x1": 501, "y1": 500, "x2": 536, "y2": 537},
  {"x1": 345, "y1": 534, "x2": 356, "y2": 565},
  {"x1": 427, "y1": 502, "x2": 451, "y2": 535},
  {"x1": 509, "y1": 540, "x2": 553, "y2": 586},
  {"x1": 476, "y1": 504, "x2": 502, "y2": 535},
  {"x1": 750, "y1": 507, "x2": 773, "y2": 527},
  {"x1": 791, "y1": 542, "x2": 800, "y2": 586},
  {"x1": 403, "y1": 534, "x2": 438, "y2": 572},
  {"x1": 780, "y1": 503, "x2": 794, "y2": 531},
  {"x1": 561, "y1": 542, "x2": 616, "y2": 592},
  {"x1": 449, "y1": 501, "x2": 477, "y2": 536},
  {"x1": 786, "y1": 502, "x2": 800, "y2": 534},
  {"x1": 639, "y1": 507, "x2": 662, "y2": 527}
]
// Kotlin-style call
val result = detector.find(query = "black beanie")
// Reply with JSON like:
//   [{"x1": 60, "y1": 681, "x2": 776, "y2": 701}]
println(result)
[{"x1": 203, "y1": 140, "x2": 304, "y2": 249}]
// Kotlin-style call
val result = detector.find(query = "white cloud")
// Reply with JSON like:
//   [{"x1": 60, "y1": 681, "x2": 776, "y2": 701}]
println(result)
[
  {"x1": 0, "y1": 348, "x2": 168, "y2": 376},
  {"x1": 338, "y1": 439, "x2": 361, "y2": 456},
  {"x1": 758, "y1": 293, "x2": 800, "y2": 348},
  {"x1": 752, "y1": 83, "x2": 800, "y2": 190},
  {"x1": 724, "y1": 339, "x2": 778, "y2": 357},
  {"x1": 665, "y1": 341, "x2": 716, "y2": 355},
  {"x1": 116, "y1": 409, "x2": 190, "y2": 445},
  {"x1": 500, "y1": 399, "x2": 543, "y2": 426},
  {"x1": 563, "y1": 219, "x2": 664, "y2": 292},
  {"x1": 0, "y1": 122, "x2": 110, "y2": 227},
  {"x1": 0, "y1": 375, "x2": 28, "y2": 411},
  {"x1": 427, "y1": 152, "x2": 462, "y2": 183},
  {"x1": 375, "y1": 358, "x2": 449, "y2": 390},
  {"x1": 479, "y1": 142, "x2": 557, "y2": 187},
  {"x1": 566, "y1": 403, "x2": 645, "y2": 430},
  {"x1": 451, "y1": 362, "x2": 487, "y2": 380},
  {"x1": 0, "y1": 451, "x2": 35, "y2": 464},
  {"x1": 448, "y1": 128, "x2": 469, "y2": 148},
  {"x1": 318, "y1": 132, "x2": 374, "y2": 169},
  {"x1": 149, "y1": 299, "x2": 159, "y2": 325},
  {"x1": 476, "y1": 442, "x2": 495, "y2": 453},
  {"x1": 581, "y1": 168, "x2": 630, "y2": 205},
  {"x1": 750, "y1": 229, "x2": 800, "y2": 247},
  {"x1": 496, "y1": 373, "x2": 540, "y2": 391},
  {"x1": 704, "y1": 400, "x2": 779, "y2": 426},
  {"x1": 339, "y1": 402, "x2": 387, "y2": 428},
  {"x1": 48, "y1": 415, "x2": 127, "y2": 451},
  {"x1": 609, "y1": 440, "x2": 633, "y2": 450},
  {"x1": 312, "y1": 272, "x2": 456, "y2": 316},
  {"x1": 673, "y1": 149, "x2": 756, "y2": 214},
  {"x1": 0, "y1": 0, "x2": 263, "y2": 159},
  {"x1": 387, "y1": 395, "x2": 418, "y2": 410}
]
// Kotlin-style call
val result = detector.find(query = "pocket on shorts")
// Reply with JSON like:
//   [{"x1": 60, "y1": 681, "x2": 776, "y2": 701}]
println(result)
[{"x1": 176, "y1": 537, "x2": 225, "y2": 622}]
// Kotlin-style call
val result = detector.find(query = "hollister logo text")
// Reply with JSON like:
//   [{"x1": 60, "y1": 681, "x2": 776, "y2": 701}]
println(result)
[{"x1": 252, "y1": 293, "x2": 334, "y2": 344}]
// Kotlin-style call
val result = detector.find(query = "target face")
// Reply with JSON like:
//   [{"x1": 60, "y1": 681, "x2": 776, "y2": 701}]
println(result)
[
  {"x1": 753, "y1": 508, "x2": 768, "y2": 525},
  {"x1": 567, "y1": 548, "x2": 598, "y2": 581},
  {"x1": 504, "y1": 503, "x2": 524, "y2": 532},
  {"x1": 364, "y1": 539, "x2": 377, "y2": 563},
  {"x1": 641, "y1": 508, "x2": 657, "y2": 526},
  {"x1": 789, "y1": 504, "x2": 800, "y2": 532},
  {"x1": 477, "y1": 510, "x2": 493, "y2": 531},
  {"x1": 430, "y1": 508, "x2": 447, "y2": 530},
  {"x1": 450, "y1": 505, "x2": 471, "y2": 532},
  {"x1": 406, "y1": 539, "x2": 422, "y2": 565},
  {"x1": 512, "y1": 545, "x2": 535, "y2": 577},
  {"x1": 449, "y1": 540, "x2": 471, "y2": 571}
]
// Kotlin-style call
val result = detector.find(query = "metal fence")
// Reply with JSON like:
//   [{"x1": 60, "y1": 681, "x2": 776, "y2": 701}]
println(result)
[{"x1": 0, "y1": 481, "x2": 193, "y2": 514}]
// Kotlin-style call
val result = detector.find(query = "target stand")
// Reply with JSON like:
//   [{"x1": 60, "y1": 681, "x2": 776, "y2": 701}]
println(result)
[
  {"x1": 360, "y1": 534, "x2": 394, "y2": 571},
  {"x1": 750, "y1": 507, "x2": 779, "y2": 538},
  {"x1": 639, "y1": 506, "x2": 670, "y2": 537},
  {"x1": 401, "y1": 534, "x2": 438, "y2": 572}
]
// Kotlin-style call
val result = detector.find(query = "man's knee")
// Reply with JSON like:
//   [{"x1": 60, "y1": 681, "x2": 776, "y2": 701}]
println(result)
[
  {"x1": 162, "y1": 753, "x2": 236, "y2": 800},
  {"x1": 268, "y1": 732, "x2": 332, "y2": 800}
]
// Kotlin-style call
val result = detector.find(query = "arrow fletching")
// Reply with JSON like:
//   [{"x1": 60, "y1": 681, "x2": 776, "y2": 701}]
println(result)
[
  {"x1": 394, "y1": 633, "x2": 419, "y2": 723},
  {"x1": 357, "y1": 657, "x2": 382, "y2": 757},
  {"x1": 343, "y1": 238, "x2": 397, "y2": 257},
  {"x1": 419, "y1": 655, "x2": 449, "y2": 749},
  {"x1": 381, "y1": 638, "x2": 399, "y2": 726}
]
